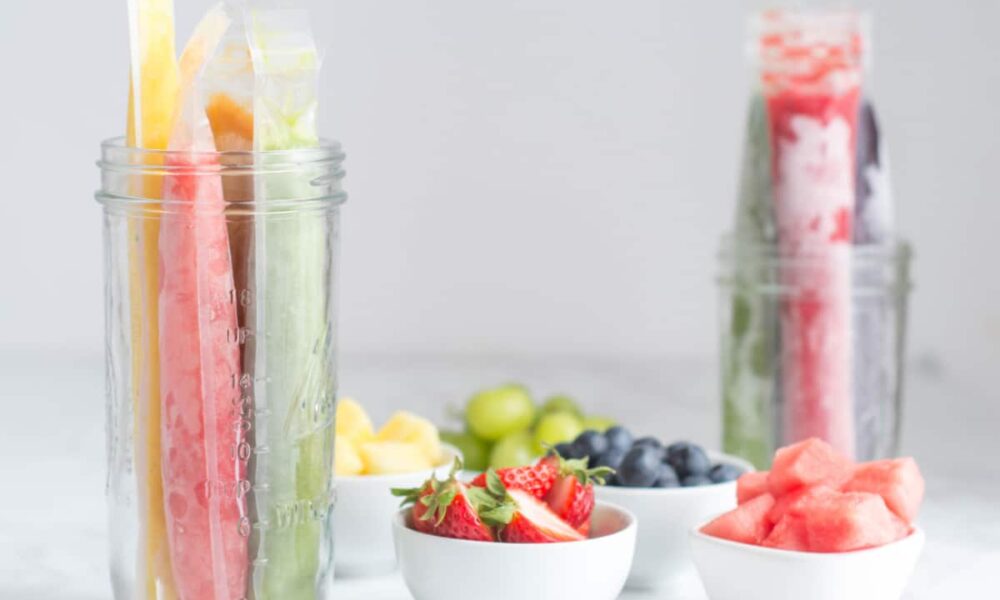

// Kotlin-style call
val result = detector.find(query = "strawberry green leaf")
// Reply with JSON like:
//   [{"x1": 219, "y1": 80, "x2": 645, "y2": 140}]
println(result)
[
  {"x1": 485, "y1": 469, "x2": 507, "y2": 498},
  {"x1": 478, "y1": 503, "x2": 516, "y2": 527}
]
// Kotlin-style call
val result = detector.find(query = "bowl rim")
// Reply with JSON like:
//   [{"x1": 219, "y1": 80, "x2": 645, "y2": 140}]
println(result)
[
  {"x1": 392, "y1": 500, "x2": 637, "y2": 549},
  {"x1": 335, "y1": 444, "x2": 462, "y2": 484},
  {"x1": 594, "y1": 450, "x2": 755, "y2": 496},
  {"x1": 689, "y1": 522, "x2": 926, "y2": 560}
]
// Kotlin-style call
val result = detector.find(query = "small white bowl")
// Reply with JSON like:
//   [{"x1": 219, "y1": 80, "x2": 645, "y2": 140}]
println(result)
[
  {"x1": 333, "y1": 445, "x2": 460, "y2": 577},
  {"x1": 689, "y1": 525, "x2": 925, "y2": 600},
  {"x1": 393, "y1": 501, "x2": 637, "y2": 600},
  {"x1": 594, "y1": 451, "x2": 754, "y2": 592}
]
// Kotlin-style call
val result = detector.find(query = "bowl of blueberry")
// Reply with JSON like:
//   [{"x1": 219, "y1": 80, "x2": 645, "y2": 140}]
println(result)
[{"x1": 555, "y1": 426, "x2": 753, "y2": 592}]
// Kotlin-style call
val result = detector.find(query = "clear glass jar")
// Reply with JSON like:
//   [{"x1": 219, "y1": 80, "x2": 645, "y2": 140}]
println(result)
[
  {"x1": 97, "y1": 138, "x2": 346, "y2": 599},
  {"x1": 718, "y1": 235, "x2": 912, "y2": 469}
]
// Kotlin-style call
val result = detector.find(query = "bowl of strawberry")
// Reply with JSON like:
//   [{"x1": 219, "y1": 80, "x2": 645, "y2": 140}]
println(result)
[
  {"x1": 690, "y1": 438, "x2": 926, "y2": 600},
  {"x1": 559, "y1": 427, "x2": 753, "y2": 592},
  {"x1": 390, "y1": 455, "x2": 637, "y2": 600}
]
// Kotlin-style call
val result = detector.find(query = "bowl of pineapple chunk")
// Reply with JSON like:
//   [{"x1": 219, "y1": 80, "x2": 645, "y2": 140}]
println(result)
[{"x1": 333, "y1": 398, "x2": 460, "y2": 576}]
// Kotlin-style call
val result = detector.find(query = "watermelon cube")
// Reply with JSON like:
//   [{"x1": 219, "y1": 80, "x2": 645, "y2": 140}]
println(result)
[
  {"x1": 767, "y1": 485, "x2": 832, "y2": 526},
  {"x1": 841, "y1": 458, "x2": 925, "y2": 524},
  {"x1": 762, "y1": 514, "x2": 809, "y2": 551},
  {"x1": 797, "y1": 490, "x2": 910, "y2": 552},
  {"x1": 736, "y1": 471, "x2": 769, "y2": 505},
  {"x1": 701, "y1": 493, "x2": 775, "y2": 545},
  {"x1": 768, "y1": 438, "x2": 853, "y2": 496}
]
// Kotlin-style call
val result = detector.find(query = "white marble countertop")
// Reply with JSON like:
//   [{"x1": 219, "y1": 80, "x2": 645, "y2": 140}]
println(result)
[{"x1": 1, "y1": 350, "x2": 997, "y2": 599}]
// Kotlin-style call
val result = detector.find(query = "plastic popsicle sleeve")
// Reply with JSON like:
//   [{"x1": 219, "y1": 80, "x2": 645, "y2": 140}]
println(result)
[
  {"x1": 723, "y1": 94, "x2": 780, "y2": 469},
  {"x1": 854, "y1": 100, "x2": 894, "y2": 246},
  {"x1": 158, "y1": 5, "x2": 249, "y2": 599},
  {"x1": 201, "y1": 8, "x2": 259, "y2": 507},
  {"x1": 248, "y1": 9, "x2": 335, "y2": 598},
  {"x1": 756, "y1": 9, "x2": 865, "y2": 458},
  {"x1": 852, "y1": 98, "x2": 898, "y2": 460},
  {"x1": 124, "y1": 0, "x2": 180, "y2": 596}
]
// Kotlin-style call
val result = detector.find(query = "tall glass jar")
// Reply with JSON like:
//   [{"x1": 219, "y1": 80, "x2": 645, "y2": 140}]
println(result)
[
  {"x1": 718, "y1": 236, "x2": 912, "y2": 469},
  {"x1": 97, "y1": 138, "x2": 346, "y2": 599}
]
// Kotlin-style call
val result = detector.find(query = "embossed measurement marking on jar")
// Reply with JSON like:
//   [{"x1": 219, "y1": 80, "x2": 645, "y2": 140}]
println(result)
[
  {"x1": 226, "y1": 326, "x2": 254, "y2": 344},
  {"x1": 226, "y1": 285, "x2": 259, "y2": 543},
  {"x1": 228, "y1": 287, "x2": 255, "y2": 307}
]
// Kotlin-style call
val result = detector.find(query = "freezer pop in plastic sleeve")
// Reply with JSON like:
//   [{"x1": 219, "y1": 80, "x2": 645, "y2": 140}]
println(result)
[
  {"x1": 158, "y1": 5, "x2": 249, "y2": 598},
  {"x1": 756, "y1": 10, "x2": 864, "y2": 458},
  {"x1": 852, "y1": 98, "x2": 898, "y2": 459},
  {"x1": 124, "y1": 1, "x2": 180, "y2": 596},
  {"x1": 723, "y1": 95, "x2": 779, "y2": 468},
  {"x1": 248, "y1": 9, "x2": 335, "y2": 598},
  {"x1": 854, "y1": 99, "x2": 894, "y2": 246}
]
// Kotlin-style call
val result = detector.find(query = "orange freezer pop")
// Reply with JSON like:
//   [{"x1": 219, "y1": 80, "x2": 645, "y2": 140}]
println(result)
[{"x1": 125, "y1": 0, "x2": 180, "y2": 596}]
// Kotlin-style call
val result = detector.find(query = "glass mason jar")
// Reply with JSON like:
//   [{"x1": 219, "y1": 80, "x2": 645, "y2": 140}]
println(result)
[
  {"x1": 718, "y1": 235, "x2": 912, "y2": 469},
  {"x1": 97, "y1": 138, "x2": 346, "y2": 599}
]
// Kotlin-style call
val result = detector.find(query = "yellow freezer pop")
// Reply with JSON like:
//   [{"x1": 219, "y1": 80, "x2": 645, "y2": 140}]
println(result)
[{"x1": 125, "y1": 1, "x2": 179, "y2": 598}]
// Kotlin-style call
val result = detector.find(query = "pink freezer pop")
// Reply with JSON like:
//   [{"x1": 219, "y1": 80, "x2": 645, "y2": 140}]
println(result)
[
  {"x1": 159, "y1": 151, "x2": 247, "y2": 599},
  {"x1": 158, "y1": 7, "x2": 248, "y2": 599},
  {"x1": 758, "y1": 11, "x2": 864, "y2": 458}
]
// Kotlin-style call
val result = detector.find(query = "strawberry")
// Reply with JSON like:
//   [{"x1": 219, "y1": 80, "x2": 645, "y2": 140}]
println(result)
[
  {"x1": 469, "y1": 455, "x2": 560, "y2": 499},
  {"x1": 543, "y1": 456, "x2": 614, "y2": 530},
  {"x1": 392, "y1": 460, "x2": 498, "y2": 541},
  {"x1": 496, "y1": 488, "x2": 586, "y2": 543}
]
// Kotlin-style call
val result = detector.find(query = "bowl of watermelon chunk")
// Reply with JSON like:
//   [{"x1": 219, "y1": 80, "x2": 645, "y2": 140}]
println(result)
[
  {"x1": 690, "y1": 438, "x2": 926, "y2": 600},
  {"x1": 391, "y1": 455, "x2": 637, "y2": 600}
]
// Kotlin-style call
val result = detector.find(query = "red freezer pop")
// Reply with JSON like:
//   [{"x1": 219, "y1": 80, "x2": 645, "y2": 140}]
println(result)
[
  {"x1": 159, "y1": 149, "x2": 248, "y2": 600},
  {"x1": 158, "y1": 7, "x2": 248, "y2": 598},
  {"x1": 758, "y1": 10, "x2": 864, "y2": 458}
]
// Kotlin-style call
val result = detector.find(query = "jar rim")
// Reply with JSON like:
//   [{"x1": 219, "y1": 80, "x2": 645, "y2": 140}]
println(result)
[
  {"x1": 96, "y1": 137, "x2": 347, "y2": 213},
  {"x1": 717, "y1": 233, "x2": 914, "y2": 295}
]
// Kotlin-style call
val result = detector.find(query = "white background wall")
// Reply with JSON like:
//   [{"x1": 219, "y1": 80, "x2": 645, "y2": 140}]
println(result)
[{"x1": 0, "y1": 0, "x2": 996, "y2": 393}]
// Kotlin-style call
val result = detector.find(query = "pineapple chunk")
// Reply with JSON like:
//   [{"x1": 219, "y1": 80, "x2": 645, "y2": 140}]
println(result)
[
  {"x1": 376, "y1": 410, "x2": 443, "y2": 465},
  {"x1": 335, "y1": 437, "x2": 364, "y2": 476},
  {"x1": 336, "y1": 397, "x2": 375, "y2": 447},
  {"x1": 359, "y1": 441, "x2": 433, "y2": 475}
]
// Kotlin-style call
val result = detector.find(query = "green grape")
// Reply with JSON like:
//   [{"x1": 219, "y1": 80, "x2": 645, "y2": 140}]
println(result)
[
  {"x1": 533, "y1": 412, "x2": 584, "y2": 454},
  {"x1": 466, "y1": 384, "x2": 536, "y2": 441},
  {"x1": 490, "y1": 431, "x2": 537, "y2": 469},
  {"x1": 440, "y1": 430, "x2": 491, "y2": 472},
  {"x1": 540, "y1": 394, "x2": 583, "y2": 418},
  {"x1": 581, "y1": 415, "x2": 616, "y2": 432}
]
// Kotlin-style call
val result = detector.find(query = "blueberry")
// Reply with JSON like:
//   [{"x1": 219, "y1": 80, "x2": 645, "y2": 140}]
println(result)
[
  {"x1": 591, "y1": 446, "x2": 627, "y2": 471},
  {"x1": 604, "y1": 426, "x2": 634, "y2": 452},
  {"x1": 681, "y1": 474, "x2": 713, "y2": 487},
  {"x1": 708, "y1": 463, "x2": 745, "y2": 483},
  {"x1": 633, "y1": 436, "x2": 663, "y2": 451},
  {"x1": 617, "y1": 446, "x2": 662, "y2": 487},
  {"x1": 652, "y1": 463, "x2": 680, "y2": 488},
  {"x1": 571, "y1": 430, "x2": 609, "y2": 462},
  {"x1": 553, "y1": 442, "x2": 577, "y2": 459},
  {"x1": 665, "y1": 441, "x2": 711, "y2": 479}
]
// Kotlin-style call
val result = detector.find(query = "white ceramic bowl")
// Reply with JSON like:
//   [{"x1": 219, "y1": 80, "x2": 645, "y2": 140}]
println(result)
[
  {"x1": 594, "y1": 451, "x2": 754, "y2": 592},
  {"x1": 333, "y1": 445, "x2": 460, "y2": 577},
  {"x1": 690, "y1": 525, "x2": 925, "y2": 600},
  {"x1": 393, "y1": 501, "x2": 637, "y2": 600}
]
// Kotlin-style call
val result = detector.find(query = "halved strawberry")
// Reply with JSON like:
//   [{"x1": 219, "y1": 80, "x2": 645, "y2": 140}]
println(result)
[
  {"x1": 392, "y1": 460, "x2": 498, "y2": 541},
  {"x1": 468, "y1": 455, "x2": 559, "y2": 499},
  {"x1": 497, "y1": 488, "x2": 586, "y2": 543},
  {"x1": 544, "y1": 456, "x2": 614, "y2": 530}
]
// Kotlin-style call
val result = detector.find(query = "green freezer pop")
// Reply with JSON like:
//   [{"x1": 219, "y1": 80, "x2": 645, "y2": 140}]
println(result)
[
  {"x1": 248, "y1": 11, "x2": 335, "y2": 599},
  {"x1": 723, "y1": 95, "x2": 779, "y2": 469}
]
